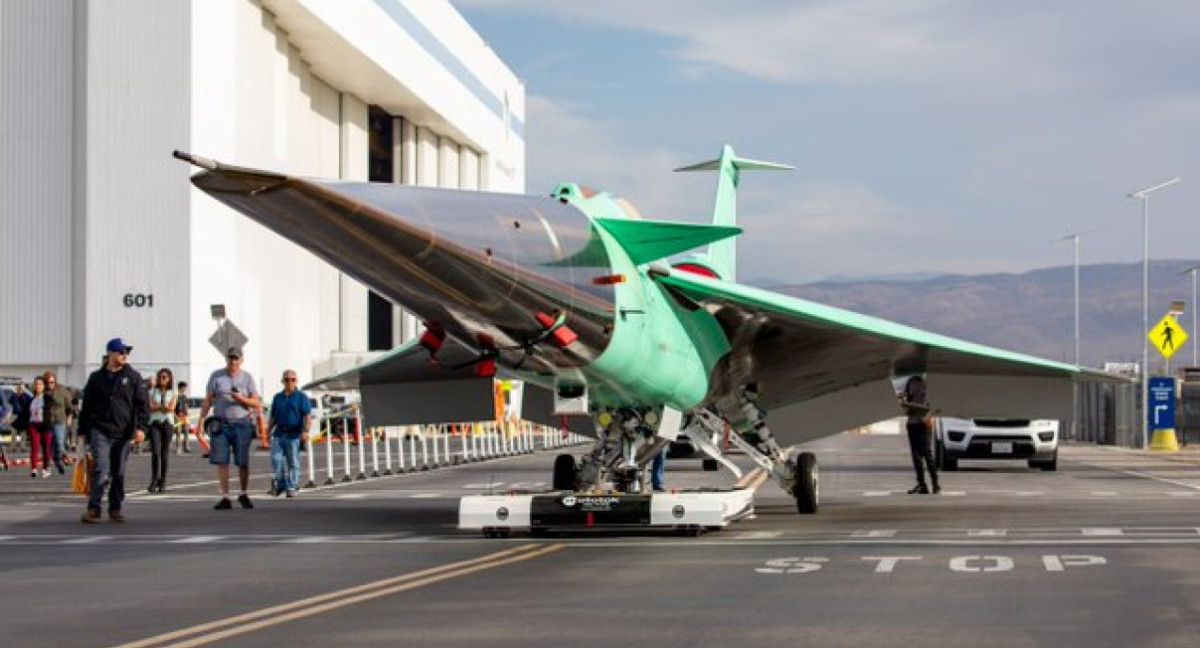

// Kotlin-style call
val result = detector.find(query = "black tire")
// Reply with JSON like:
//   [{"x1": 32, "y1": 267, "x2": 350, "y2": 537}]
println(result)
[
  {"x1": 936, "y1": 442, "x2": 958, "y2": 471},
  {"x1": 1030, "y1": 452, "x2": 1058, "y2": 472},
  {"x1": 552, "y1": 454, "x2": 577, "y2": 491},
  {"x1": 701, "y1": 458, "x2": 719, "y2": 472},
  {"x1": 793, "y1": 452, "x2": 819, "y2": 514}
]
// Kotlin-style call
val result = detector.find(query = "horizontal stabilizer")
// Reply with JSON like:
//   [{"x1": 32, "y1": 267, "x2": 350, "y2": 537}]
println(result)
[
  {"x1": 674, "y1": 157, "x2": 793, "y2": 173},
  {"x1": 594, "y1": 218, "x2": 742, "y2": 266}
]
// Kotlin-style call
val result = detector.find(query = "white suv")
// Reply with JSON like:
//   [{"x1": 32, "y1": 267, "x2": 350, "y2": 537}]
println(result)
[{"x1": 933, "y1": 417, "x2": 1059, "y2": 471}]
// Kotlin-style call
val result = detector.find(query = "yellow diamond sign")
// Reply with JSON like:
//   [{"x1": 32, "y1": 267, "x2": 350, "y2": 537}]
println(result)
[{"x1": 1149, "y1": 315, "x2": 1188, "y2": 360}]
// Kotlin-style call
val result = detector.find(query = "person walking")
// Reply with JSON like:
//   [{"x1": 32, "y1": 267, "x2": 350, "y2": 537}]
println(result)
[
  {"x1": 79, "y1": 338, "x2": 149, "y2": 523},
  {"x1": 146, "y1": 368, "x2": 177, "y2": 493},
  {"x1": 266, "y1": 369, "x2": 312, "y2": 498},
  {"x1": 199, "y1": 347, "x2": 261, "y2": 510},
  {"x1": 43, "y1": 371, "x2": 71, "y2": 474},
  {"x1": 174, "y1": 381, "x2": 192, "y2": 454},
  {"x1": 27, "y1": 377, "x2": 53, "y2": 478},
  {"x1": 10, "y1": 383, "x2": 31, "y2": 455},
  {"x1": 899, "y1": 375, "x2": 939, "y2": 495}
]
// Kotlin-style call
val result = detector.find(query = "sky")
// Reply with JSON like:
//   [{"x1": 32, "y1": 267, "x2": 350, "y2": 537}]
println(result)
[{"x1": 453, "y1": 0, "x2": 1200, "y2": 284}]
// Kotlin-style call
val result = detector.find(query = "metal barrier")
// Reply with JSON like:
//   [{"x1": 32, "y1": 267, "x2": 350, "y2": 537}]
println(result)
[{"x1": 296, "y1": 413, "x2": 589, "y2": 490}]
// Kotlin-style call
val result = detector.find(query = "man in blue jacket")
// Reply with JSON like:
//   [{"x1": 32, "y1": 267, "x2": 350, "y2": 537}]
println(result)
[{"x1": 79, "y1": 338, "x2": 149, "y2": 523}]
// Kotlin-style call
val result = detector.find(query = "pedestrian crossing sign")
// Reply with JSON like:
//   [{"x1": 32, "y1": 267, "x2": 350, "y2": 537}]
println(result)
[{"x1": 1149, "y1": 315, "x2": 1187, "y2": 360}]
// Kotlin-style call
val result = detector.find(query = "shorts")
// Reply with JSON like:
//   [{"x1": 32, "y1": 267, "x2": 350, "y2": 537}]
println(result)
[{"x1": 209, "y1": 420, "x2": 255, "y2": 468}]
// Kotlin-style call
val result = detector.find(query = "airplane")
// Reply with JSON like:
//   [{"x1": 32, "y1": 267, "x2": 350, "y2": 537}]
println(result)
[{"x1": 175, "y1": 146, "x2": 1119, "y2": 515}]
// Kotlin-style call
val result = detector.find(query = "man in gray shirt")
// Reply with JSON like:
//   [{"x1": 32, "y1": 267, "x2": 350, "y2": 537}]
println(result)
[{"x1": 199, "y1": 347, "x2": 261, "y2": 509}]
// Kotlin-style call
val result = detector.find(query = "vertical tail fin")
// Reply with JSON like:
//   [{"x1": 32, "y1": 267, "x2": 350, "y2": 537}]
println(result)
[{"x1": 674, "y1": 145, "x2": 792, "y2": 281}]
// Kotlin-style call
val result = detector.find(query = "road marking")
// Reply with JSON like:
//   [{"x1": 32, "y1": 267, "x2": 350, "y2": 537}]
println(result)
[
  {"x1": 1082, "y1": 528, "x2": 1124, "y2": 537},
  {"x1": 862, "y1": 491, "x2": 892, "y2": 497},
  {"x1": 285, "y1": 536, "x2": 336, "y2": 544},
  {"x1": 61, "y1": 536, "x2": 111, "y2": 544},
  {"x1": 172, "y1": 536, "x2": 226, "y2": 544},
  {"x1": 409, "y1": 493, "x2": 443, "y2": 499},
  {"x1": 852, "y1": 530, "x2": 897, "y2": 538},
  {"x1": 969, "y1": 529, "x2": 1007, "y2": 537},
  {"x1": 106, "y1": 543, "x2": 565, "y2": 648}
]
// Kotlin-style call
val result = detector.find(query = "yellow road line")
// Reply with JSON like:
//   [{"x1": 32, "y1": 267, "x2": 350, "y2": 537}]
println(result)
[{"x1": 109, "y1": 543, "x2": 564, "y2": 648}]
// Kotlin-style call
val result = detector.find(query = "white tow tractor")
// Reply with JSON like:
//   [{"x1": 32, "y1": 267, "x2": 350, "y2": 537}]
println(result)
[{"x1": 459, "y1": 487, "x2": 755, "y2": 538}]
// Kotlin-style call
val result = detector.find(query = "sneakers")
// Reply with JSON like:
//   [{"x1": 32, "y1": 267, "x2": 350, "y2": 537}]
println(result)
[
  {"x1": 80, "y1": 509, "x2": 101, "y2": 524},
  {"x1": 285, "y1": 490, "x2": 295, "y2": 498},
  {"x1": 214, "y1": 497, "x2": 233, "y2": 510},
  {"x1": 109, "y1": 510, "x2": 125, "y2": 523},
  {"x1": 237, "y1": 494, "x2": 254, "y2": 509},
  {"x1": 907, "y1": 484, "x2": 930, "y2": 494}
]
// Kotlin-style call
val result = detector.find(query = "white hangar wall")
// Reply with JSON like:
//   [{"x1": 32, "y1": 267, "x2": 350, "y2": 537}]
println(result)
[{"x1": 0, "y1": 0, "x2": 525, "y2": 393}]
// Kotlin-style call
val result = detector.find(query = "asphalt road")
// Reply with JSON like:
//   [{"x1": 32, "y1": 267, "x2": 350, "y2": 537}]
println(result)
[{"x1": 3, "y1": 433, "x2": 1200, "y2": 648}]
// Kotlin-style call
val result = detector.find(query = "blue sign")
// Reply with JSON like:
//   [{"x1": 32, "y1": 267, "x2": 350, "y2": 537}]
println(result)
[{"x1": 1148, "y1": 376, "x2": 1176, "y2": 431}]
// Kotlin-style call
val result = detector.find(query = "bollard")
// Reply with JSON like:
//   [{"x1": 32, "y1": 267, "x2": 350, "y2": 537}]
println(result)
[
  {"x1": 408, "y1": 427, "x2": 417, "y2": 472},
  {"x1": 355, "y1": 414, "x2": 367, "y2": 480},
  {"x1": 444, "y1": 423, "x2": 453, "y2": 465},
  {"x1": 303, "y1": 424, "x2": 316, "y2": 489},
  {"x1": 322, "y1": 419, "x2": 335, "y2": 485},
  {"x1": 341, "y1": 419, "x2": 353, "y2": 483},
  {"x1": 420, "y1": 426, "x2": 430, "y2": 470},
  {"x1": 396, "y1": 426, "x2": 407, "y2": 472},
  {"x1": 383, "y1": 425, "x2": 393, "y2": 475},
  {"x1": 460, "y1": 424, "x2": 469, "y2": 464},
  {"x1": 370, "y1": 425, "x2": 380, "y2": 477},
  {"x1": 430, "y1": 424, "x2": 440, "y2": 467}
]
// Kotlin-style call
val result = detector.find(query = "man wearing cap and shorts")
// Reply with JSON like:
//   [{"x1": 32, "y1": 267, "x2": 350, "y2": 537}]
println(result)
[
  {"x1": 199, "y1": 347, "x2": 261, "y2": 509},
  {"x1": 78, "y1": 338, "x2": 149, "y2": 523}
]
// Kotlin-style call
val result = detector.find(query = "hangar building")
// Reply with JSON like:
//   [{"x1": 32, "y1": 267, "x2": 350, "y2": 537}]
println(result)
[{"x1": 0, "y1": 0, "x2": 525, "y2": 392}]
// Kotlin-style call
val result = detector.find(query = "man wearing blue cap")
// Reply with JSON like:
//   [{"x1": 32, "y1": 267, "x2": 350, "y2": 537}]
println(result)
[{"x1": 78, "y1": 338, "x2": 149, "y2": 523}]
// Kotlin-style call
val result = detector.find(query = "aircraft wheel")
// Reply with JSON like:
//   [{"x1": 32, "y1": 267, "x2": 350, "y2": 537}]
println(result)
[
  {"x1": 702, "y1": 458, "x2": 719, "y2": 472},
  {"x1": 552, "y1": 454, "x2": 577, "y2": 491},
  {"x1": 793, "y1": 452, "x2": 819, "y2": 514}
]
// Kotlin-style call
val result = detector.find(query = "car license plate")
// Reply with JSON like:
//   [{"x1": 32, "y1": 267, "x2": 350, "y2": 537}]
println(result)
[{"x1": 992, "y1": 442, "x2": 1013, "y2": 454}]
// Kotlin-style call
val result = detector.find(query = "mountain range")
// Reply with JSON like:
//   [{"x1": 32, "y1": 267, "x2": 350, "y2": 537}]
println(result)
[{"x1": 766, "y1": 260, "x2": 1200, "y2": 370}]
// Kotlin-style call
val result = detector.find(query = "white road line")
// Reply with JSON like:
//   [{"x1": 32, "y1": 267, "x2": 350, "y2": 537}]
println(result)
[
  {"x1": 862, "y1": 491, "x2": 892, "y2": 497},
  {"x1": 852, "y1": 530, "x2": 897, "y2": 538},
  {"x1": 61, "y1": 536, "x2": 111, "y2": 544},
  {"x1": 173, "y1": 536, "x2": 226, "y2": 544},
  {"x1": 1082, "y1": 528, "x2": 1124, "y2": 537},
  {"x1": 968, "y1": 529, "x2": 1007, "y2": 537},
  {"x1": 286, "y1": 536, "x2": 336, "y2": 544},
  {"x1": 409, "y1": 493, "x2": 443, "y2": 499}
]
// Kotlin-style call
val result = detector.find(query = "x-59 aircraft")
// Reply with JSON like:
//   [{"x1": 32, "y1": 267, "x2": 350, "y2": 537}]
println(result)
[{"x1": 176, "y1": 146, "x2": 1111, "y2": 515}]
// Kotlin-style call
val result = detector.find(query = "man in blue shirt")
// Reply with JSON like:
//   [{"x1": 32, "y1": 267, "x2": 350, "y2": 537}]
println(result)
[{"x1": 266, "y1": 369, "x2": 311, "y2": 498}]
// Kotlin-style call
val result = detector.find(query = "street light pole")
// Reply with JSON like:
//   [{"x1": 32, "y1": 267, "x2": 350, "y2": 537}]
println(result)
[
  {"x1": 1180, "y1": 264, "x2": 1200, "y2": 367},
  {"x1": 1061, "y1": 233, "x2": 1081, "y2": 366},
  {"x1": 1128, "y1": 177, "x2": 1182, "y2": 448},
  {"x1": 1060, "y1": 233, "x2": 1081, "y2": 441}
]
